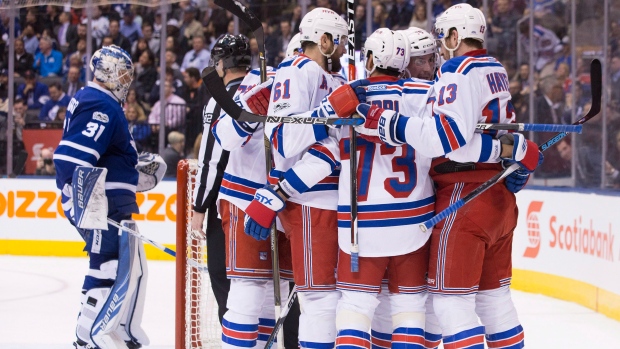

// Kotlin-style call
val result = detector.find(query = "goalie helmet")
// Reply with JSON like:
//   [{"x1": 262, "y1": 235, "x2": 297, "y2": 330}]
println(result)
[
  {"x1": 286, "y1": 32, "x2": 302, "y2": 57},
  {"x1": 90, "y1": 45, "x2": 134, "y2": 103},
  {"x1": 210, "y1": 34, "x2": 252, "y2": 70},
  {"x1": 363, "y1": 28, "x2": 410, "y2": 76},
  {"x1": 433, "y1": 3, "x2": 486, "y2": 44},
  {"x1": 299, "y1": 7, "x2": 348, "y2": 46}
]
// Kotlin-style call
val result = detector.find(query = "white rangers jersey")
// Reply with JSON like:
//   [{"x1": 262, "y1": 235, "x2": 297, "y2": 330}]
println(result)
[
  {"x1": 265, "y1": 55, "x2": 345, "y2": 210},
  {"x1": 398, "y1": 50, "x2": 513, "y2": 163},
  {"x1": 211, "y1": 67, "x2": 277, "y2": 211},
  {"x1": 337, "y1": 76, "x2": 436, "y2": 257}
]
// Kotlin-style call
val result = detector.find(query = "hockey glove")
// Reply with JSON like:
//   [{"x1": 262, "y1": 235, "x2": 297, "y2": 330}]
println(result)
[
  {"x1": 499, "y1": 133, "x2": 544, "y2": 172},
  {"x1": 504, "y1": 167, "x2": 531, "y2": 193},
  {"x1": 354, "y1": 103, "x2": 405, "y2": 146},
  {"x1": 244, "y1": 185, "x2": 287, "y2": 241},
  {"x1": 317, "y1": 79, "x2": 368, "y2": 119},
  {"x1": 240, "y1": 78, "x2": 273, "y2": 115},
  {"x1": 136, "y1": 152, "x2": 167, "y2": 192}
]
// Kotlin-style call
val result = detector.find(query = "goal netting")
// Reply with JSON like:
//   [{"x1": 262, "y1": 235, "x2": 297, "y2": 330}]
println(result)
[{"x1": 176, "y1": 159, "x2": 222, "y2": 349}]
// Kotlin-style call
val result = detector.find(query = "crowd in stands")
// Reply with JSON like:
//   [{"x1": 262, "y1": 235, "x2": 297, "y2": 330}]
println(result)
[{"x1": 0, "y1": 0, "x2": 619, "y2": 188}]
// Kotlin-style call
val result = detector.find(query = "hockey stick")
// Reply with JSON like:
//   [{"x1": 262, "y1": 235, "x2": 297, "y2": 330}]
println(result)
[
  {"x1": 476, "y1": 123, "x2": 582, "y2": 133},
  {"x1": 419, "y1": 59, "x2": 602, "y2": 232},
  {"x1": 264, "y1": 286, "x2": 298, "y2": 349},
  {"x1": 211, "y1": 1, "x2": 283, "y2": 347},
  {"x1": 346, "y1": 0, "x2": 360, "y2": 272},
  {"x1": 201, "y1": 67, "x2": 363, "y2": 126},
  {"x1": 107, "y1": 219, "x2": 176, "y2": 257}
]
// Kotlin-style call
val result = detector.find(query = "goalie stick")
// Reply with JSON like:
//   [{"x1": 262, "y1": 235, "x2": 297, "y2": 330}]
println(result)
[
  {"x1": 420, "y1": 59, "x2": 602, "y2": 232},
  {"x1": 107, "y1": 219, "x2": 176, "y2": 257},
  {"x1": 201, "y1": 68, "x2": 584, "y2": 132}
]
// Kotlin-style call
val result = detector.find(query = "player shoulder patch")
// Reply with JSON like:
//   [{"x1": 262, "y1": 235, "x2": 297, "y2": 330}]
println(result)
[{"x1": 92, "y1": 111, "x2": 109, "y2": 123}]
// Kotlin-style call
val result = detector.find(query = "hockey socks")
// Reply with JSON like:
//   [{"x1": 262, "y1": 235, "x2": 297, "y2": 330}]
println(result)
[
  {"x1": 442, "y1": 326, "x2": 485, "y2": 349},
  {"x1": 335, "y1": 329, "x2": 370, "y2": 349},
  {"x1": 485, "y1": 325, "x2": 524, "y2": 349},
  {"x1": 370, "y1": 329, "x2": 391, "y2": 349}
]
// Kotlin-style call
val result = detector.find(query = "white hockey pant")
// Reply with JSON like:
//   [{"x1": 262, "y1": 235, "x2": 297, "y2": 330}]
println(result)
[{"x1": 298, "y1": 290, "x2": 341, "y2": 347}]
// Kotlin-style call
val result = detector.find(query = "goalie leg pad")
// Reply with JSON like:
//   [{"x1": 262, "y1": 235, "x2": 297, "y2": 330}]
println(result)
[
  {"x1": 222, "y1": 278, "x2": 269, "y2": 348},
  {"x1": 115, "y1": 221, "x2": 150, "y2": 346},
  {"x1": 298, "y1": 291, "x2": 341, "y2": 348}
]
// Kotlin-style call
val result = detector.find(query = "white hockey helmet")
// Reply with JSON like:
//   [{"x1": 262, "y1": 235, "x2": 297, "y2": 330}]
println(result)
[
  {"x1": 401, "y1": 27, "x2": 436, "y2": 57},
  {"x1": 433, "y1": 3, "x2": 486, "y2": 44},
  {"x1": 363, "y1": 28, "x2": 410, "y2": 76},
  {"x1": 90, "y1": 45, "x2": 134, "y2": 102},
  {"x1": 286, "y1": 32, "x2": 302, "y2": 57},
  {"x1": 298, "y1": 7, "x2": 348, "y2": 47}
]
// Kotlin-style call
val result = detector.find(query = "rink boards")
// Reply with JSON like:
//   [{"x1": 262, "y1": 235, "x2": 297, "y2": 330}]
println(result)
[{"x1": 0, "y1": 177, "x2": 619, "y2": 322}]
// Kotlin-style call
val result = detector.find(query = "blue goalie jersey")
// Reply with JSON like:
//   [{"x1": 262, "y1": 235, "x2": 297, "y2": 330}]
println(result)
[{"x1": 54, "y1": 82, "x2": 139, "y2": 199}]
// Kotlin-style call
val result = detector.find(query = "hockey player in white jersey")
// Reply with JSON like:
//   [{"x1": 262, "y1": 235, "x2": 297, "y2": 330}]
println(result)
[
  {"x1": 330, "y1": 28, "x2": 435, "y2": 349},
  {"x1": 53, "y1": 45, "x2": 153, "y2": 349},
  {"x1": 354, "y1": 4, "x2": 543, "y2": 348},
  {"x1": 208, "y1": 36, "x2": 297, "y2": 348},
  {"x1": 242, "y1": 7, "x2": 351, "y2": 349}
]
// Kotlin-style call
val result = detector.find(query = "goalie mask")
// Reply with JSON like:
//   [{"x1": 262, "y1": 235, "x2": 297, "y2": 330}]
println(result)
[
  {"x1": 90, "y1": 45, "x2": 134, "y2": 103},
  {"x1": 363, "y1": 28, "x2": 410, "y2": 77}
]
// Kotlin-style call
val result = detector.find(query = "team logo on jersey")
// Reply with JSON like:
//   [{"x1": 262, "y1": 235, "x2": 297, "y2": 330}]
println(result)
[
  {"x1": 524, "y1": 201, "x2": 543, "y2": 258},
  {"x1": 273, "y1": 102, "x2": 291, "y2": 113},
  {"x1": 92, "y1": 111, "x2": 109, "y2": 123},
  {"x1": 367, "y1": 85, "x2": 386, "y2": 91},
  {"x1": 202, "y1": 105, "x2": 213, "y2": 124}
]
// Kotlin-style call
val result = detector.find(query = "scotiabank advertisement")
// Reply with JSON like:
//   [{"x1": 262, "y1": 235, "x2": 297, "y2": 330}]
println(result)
[
  {"x1": 0, "y1": 178, "x2": 178, "y2": 245},
  {"x1": 513, "y1": 189, "x2": 620, "y2": 296}
]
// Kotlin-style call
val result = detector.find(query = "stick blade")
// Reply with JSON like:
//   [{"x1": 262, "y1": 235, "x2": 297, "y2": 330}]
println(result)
[
  {"x1": 214, "y1": 0, "x2": 262, "y2": 31},
  {"x1": 587, "y1": 59, "x2": 602, "y2": 117}
]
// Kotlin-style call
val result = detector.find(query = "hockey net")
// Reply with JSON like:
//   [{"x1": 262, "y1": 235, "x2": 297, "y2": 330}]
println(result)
[{"x1": 176, "y1": 159, "x2": 222, "y2": 349}]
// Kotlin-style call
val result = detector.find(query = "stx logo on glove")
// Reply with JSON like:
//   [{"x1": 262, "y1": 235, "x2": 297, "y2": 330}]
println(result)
[{"x1": 255, "y1": 193, "x2": 274, "y2": 205}]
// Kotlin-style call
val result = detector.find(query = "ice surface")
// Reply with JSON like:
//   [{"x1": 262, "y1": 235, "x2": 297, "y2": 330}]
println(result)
[{"x1": 2, "y1": 255, "x2": 619, "y2": 349}]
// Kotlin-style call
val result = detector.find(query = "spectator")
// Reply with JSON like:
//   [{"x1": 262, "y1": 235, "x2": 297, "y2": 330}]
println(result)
[
  {"x1": 126, "y1": 104, "x2": 150, "y2": 151},
  {"x1": 101, "y1": 36, "x2": 114, "y2": 47},
  {"x1": 67, "y1": 23, "x2": 97, "y2": 55},
  {"x1": 179, "y1": 6, "x2": 203, "y2": 44},
  {"x1": 62, "y1": 66, "x2": 84, "y2": 98},
  {"x1": 610, "y1": 54, "x2": 620, "y2": 109},
  {"x1": 513, "y1": 63, "x2": 533, "y2": 95},
  {"x1": 487, "y1": 0, "x2": 519, "y2": 60},
  {"x1": 408, "y1": 2, "x2": 429, "y2": 30},
  {"x1": 509, "y1": 79, "x2": 528, "y2": 122},
  {"x1": 21, "y1": 24, "x2": 39, "y2": 55},
  {"x1": 16, "y1": 70, "x2": 50, "y2": 110},
  {"x1": 134, "y1": 49, "x2": 157, "y2": 101},
  {"x1": 554, "y1": 36, "x2": 572, "y2": 72},
  {"x1": 108, "y1": 19, "x2": 132, "y2": 53},
  {"x1": 48, "y1": 105, "x2": 67, "y2": 129},
  {"x1": 120, "y1": 10, "x2": 143, "y2": 44},
  {"x1": 63, "y1": 47, "x2": 87, "y2": 81},
  {"x1": 0, "y1": 69, "x2": 16, "y2": 100},
  {"x1": 373, "y1": 3, "x2": 388, "y2": 29},
  {"x1": 33, "y1": 36, "x2": 63, "y2": 77},
  {"x1": 23, "y1": 9, "x2": 43, "y2": 38},
  {"x1": 354, "y1": 4, "x2": 368, "y2": 51},
  {"x1": 55, "y1": 12, "x2": 75, "y2": 54},
  {"x1": 6, "y1": 38, "x2": 34, "y2": 78},
  {"x1": 132, "y1": 37, "x2": 151, "y2": 63},
  {"x1": 35, "y1": 147, "x2": 56, "y2": 176},
  {"x1": 290, "y1": 5, "x2": 302, "y2": 33},
  {"x1": 519, "y1": 21, "x2": 561, "y2": 73},
  {"x1": 183, "y1": 67, "x2": 209, "y2": 154},
  {"x1": 42, "y1": 28, "x2": 61, "y2": 51},
  {"x1": 181, "y1": 35, "x2": 210, "y2": 72},
  {"x1": 148, "y1": 67, "x2": 187, "y2": 106},
  {"x1": 386, "y1": 0, "x2": 414, "y2": 30},
  {"x1": 44, "y1": 6, "x2": 62, "y2": 33},
  {"x1": 82, "y1": 6, "x2": 110, "y2": 46},
  {"x1": 556, "y1": 136, "x2": 601, "y2": 188},
  {"x1": 249, "y1": 37, "x2": 260, "y2": 69},
  {"x1": 278, "y1": 19, "x2": 293, "y2": 64},
  {"x1": 432, "y1": 0, "x2": 457, "y2": 17},
  {"x1": 39, "y1": 82, "x2": 70, "y2": 121},
  {"x1": 12, "y1": 98, "x2": 27, "y2": 141},
  {"x1": 133, "y1": 22, "x2": 159, "y2": 56},
  {"x1": 124, "y1": 88, "x2": 148, "y2": 120},
  {"x1": 148, "y1": 80, "x2": 186, "y2": 133},
  {"x1": 605, "y1": 129, "x2": 620, "y2": 189},
  {"x1": 165, "y1": 49, "x2": 182, "y2": 79},
  {"x1": 162, "y1": 131, "x2": 185, "y2": 177}
]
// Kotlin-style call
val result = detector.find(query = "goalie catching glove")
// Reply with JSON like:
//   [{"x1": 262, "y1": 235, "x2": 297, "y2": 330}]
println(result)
[
  {"x1": 244, "y1": 184, "x2": 289, "y2": 241},
  {"x1": 136, "y1": 152, "x2": 166, "y2": 192}
]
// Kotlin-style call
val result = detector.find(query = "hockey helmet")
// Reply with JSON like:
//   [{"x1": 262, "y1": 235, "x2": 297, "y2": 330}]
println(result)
[
  {"x1": 298, "y1": 7, "x2": 348, "y2": 47},
  {"x1": 401, "y1": 27, "x2": 437, "y2": 57},
  {"x1": 90, "y1": 45, "x2": 134, "y2": 102},
  {"x1": 210, "y1": 34, "x2": 252, "y2": 70},
  {"x1": 433, "y1": 3, "x2": 486, "y2": 44},
  {"x1": 363, "y1": 28, "x2": 410, "y2": 76},
  {"x1": 286, "y1": 32, "x2": 302, "y2": 57}
]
